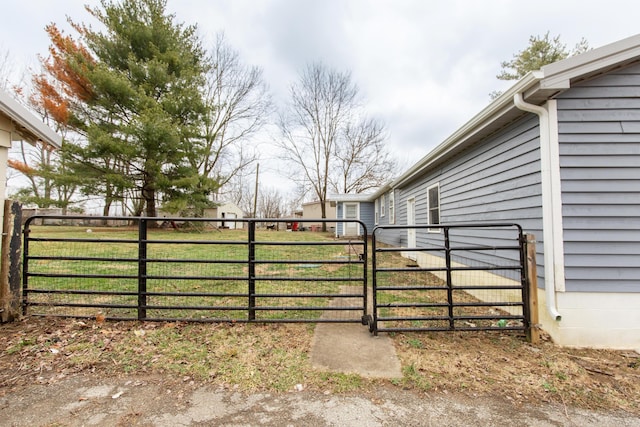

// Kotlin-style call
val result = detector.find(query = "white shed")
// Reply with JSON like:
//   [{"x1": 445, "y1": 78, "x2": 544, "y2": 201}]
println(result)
[{"x1": 204, "y1": 202, "x2": 245, "y2": 229}]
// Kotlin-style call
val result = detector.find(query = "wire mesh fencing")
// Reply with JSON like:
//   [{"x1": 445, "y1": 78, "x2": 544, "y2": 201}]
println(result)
[
  {"x1": 371, "y1": 223, "x2": 530, "y2": 334},
  {"x1": 22, "y1": 216, "x2": 367, "y2": 323}
]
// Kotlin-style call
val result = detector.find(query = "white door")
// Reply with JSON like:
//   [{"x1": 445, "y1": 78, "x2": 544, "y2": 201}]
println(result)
[
  {"x1": 406, "y1": 198, "x2": 416, "y2": 260},
  {"x1": 344, "y1": 203, "x2": 359, "y2": 236},
  {"x1": 226, "y1": 212, "x2": 237, "y2": 229}
]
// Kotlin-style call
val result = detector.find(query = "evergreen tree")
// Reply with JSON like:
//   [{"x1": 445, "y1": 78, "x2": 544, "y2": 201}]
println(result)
[
  {"x1": 498, "y1": 32, "x2": 589, "y2": 81},
  {"x1": 41, "y1": 0, "x2": 209, "y2": 217}
]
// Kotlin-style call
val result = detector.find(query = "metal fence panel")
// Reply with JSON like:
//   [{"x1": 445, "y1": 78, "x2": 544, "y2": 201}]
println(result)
[
  {"x1": 23, "y1": 216, "x2": 367, "y2": 324},
  {"x1": 370, "y1": 223, "x2": 530, "y2": 335}
]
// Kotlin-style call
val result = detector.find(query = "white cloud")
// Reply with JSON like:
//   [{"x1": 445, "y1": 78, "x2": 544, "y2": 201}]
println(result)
[{"x1": 3, "y1": 0, "x2": 640, "y2": 198}]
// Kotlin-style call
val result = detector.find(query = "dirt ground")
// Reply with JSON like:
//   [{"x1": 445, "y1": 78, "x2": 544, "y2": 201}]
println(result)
[
  {"x1": 1, "y1": 316, "x2": 640, "y2": 426},
  {"x1": 3, "y1": 374, "x2": 640, "y2": 427}
]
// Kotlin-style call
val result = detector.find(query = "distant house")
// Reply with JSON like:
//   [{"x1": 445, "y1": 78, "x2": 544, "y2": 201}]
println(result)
[
  {"x1": 203, "y1": 202, "x2": 244, "y2": 229},
  {"x1": 329, "y1": 193, "x2": 378, "y2": 238},
  {"x1": 301, "y1": 200, "x2": 336, "y2": 231},
  {"x1": 370, "y1": 34, "x2": 640, "y2": 350},
  {"x1": 158, "y1": 201, "x2": 245, "y2": 229}
]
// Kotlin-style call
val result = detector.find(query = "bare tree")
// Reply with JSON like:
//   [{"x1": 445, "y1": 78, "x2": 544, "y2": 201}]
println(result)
[
  {"x1": 331, "y1": 118, "x2": 397, "y2": 194},
  {"x1": 190, "y1": 34, "x2": 272, "y2": 206},
  {"x1": 257, "y1": 186, "x2": 285, "y2": 219},
  {"x1": 219, "y1": 169, "x2": 255, "y2": 216},
  {"x1": 278, "y1": 62, "x2": 393, "y2": 229},
  {"x1": 0, "y1": 48, "x2": 13, "y2": 90}
]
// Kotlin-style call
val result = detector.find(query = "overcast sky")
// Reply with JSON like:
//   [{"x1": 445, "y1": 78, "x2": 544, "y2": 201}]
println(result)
[{"x1": 2, "y1": 0, "x2": 640, "y2": 194}]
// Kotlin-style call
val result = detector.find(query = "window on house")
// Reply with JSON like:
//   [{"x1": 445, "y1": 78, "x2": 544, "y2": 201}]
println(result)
[
  {"x1": 389, "y1": 191, "x2": 395, "y2": 224},
  {"x1": 380, "y1": 194, "x2": 385, "y2": 217},
  {"x1": 374, "y1": 200, "x2": 379, "y2": 224},
  {"x1": 428, "y1": 184, "x2": 440, "y2": 231}
]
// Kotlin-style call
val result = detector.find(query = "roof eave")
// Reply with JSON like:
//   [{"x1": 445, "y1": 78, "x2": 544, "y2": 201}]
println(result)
[
  {"x1": 0, "y1": 89, "x2": 62, "y2": 149},
  {"x1": 392, "y1": 33, "x2": 640, "y2": 189},
  {"x1": 540, "y1": 33, "x2": 640, "y2": 89},
  {"x1": 393, "y1": 72, "x2": 540, "y2": 188},
  {"x1": 370, "y1": 183, "x2": 392, "y2": 200},
  {"x1": 327, "y1": 193, "x2": 377, "y2": 203}
]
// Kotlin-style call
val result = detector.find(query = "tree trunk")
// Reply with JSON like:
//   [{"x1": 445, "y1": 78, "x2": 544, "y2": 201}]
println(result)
[
  {"x1": 320, "y1": 199, "x2": 327, "y2": 232},
  {"x1": 101, "y1": 201, "x2": 111, "y2": 226},
  {"x1": 143, "y1": 182, "x2": 158, "y2": 227}
]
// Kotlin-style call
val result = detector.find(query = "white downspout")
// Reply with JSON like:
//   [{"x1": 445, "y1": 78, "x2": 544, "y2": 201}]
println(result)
[{"x1": 513, "y1": 93, "x2": 562, "y2": 321}]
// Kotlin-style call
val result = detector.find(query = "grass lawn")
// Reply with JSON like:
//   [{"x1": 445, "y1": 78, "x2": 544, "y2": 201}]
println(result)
[{"x1": 23, "y1": 225, "x2": 366, "y2": 322}]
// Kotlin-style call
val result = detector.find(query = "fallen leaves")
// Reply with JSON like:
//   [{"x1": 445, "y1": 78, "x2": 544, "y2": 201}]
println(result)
[{"x1": 1, "y1": 316, "x2": 639, "y2": 416}]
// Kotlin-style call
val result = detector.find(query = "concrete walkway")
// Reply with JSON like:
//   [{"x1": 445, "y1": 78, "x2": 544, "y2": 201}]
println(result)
[
  {"x1": 309, "y1": 287, "x2": 402, "y2": 379},
  {"x1": 310, "y1": 322, "x2": 402, "y2": 378}
]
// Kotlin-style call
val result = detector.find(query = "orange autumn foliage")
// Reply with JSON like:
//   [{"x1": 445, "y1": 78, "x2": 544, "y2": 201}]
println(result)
[
  {"x1": 8, "y1": 159, "x2": 35, "y2": 175},
  {"x1": 43, "y1": 23, "x2": 95, "y2": 101},
  {"x1": 34, "y1": 23, "x2": 96, "y2": 126},
  {"x1": 31, "y1": 75, "x2": 69, "y2": 125}
]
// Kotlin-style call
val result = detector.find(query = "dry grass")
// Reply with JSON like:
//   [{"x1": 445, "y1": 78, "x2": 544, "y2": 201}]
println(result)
[
  {"x1": 1, "y1": 316, "x2": 639, "y2": 415},
  {"x1": 392, "y1": 330, "x2": 640, "y2": 414},
  {"x1": 0, "y1": 317, "x2": 364, "y2": 394}
]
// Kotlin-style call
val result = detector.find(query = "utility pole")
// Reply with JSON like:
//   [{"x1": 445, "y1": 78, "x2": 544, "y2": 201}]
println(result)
[{"x1": 253, "y1": 163, "x2": 259, "y2": 218}]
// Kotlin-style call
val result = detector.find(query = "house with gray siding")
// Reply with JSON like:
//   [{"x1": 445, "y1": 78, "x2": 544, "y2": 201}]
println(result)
[
  {"x1": 330, "y1": 193, "x2": 377, "y2": 237},
  {"x1": 372, "y1": 34, "x2": 640, "y2": 350}
]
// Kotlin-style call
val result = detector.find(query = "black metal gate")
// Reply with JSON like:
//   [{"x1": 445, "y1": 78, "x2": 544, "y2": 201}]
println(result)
[
  {"x1": 22, "y1": 216, "x2": 367, "y2": 324},
  {"x1": 370, "y1": 223, "x2": 530, "y2": 335}
]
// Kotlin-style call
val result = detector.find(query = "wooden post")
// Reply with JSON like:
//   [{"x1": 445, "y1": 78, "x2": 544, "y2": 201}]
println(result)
[
  {"x1": 0, "y1": 200, "x2": 8, "y2": 322},
  {"x1": 1, "y1": 200, "x2": 22, "y2": 322},
  {"x1": 525, "y1": 233, "x2": 540, "y2": 344}
]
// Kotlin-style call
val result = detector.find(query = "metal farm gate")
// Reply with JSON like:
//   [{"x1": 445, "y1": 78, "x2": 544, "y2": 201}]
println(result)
[
  {"x1": 22, "y1": 216, "x2": 368, "y2": 324},
  {"x1": 370, "y1": 223, "x2": 531, "y2": 335}
]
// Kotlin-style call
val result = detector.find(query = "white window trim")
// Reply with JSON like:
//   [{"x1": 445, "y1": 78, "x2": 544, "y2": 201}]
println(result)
[
  {"x1": 427, "y1": 183, "x2": 441, "y2": 233},
  {"x1": 380, "y1": 194, "x2": 386, "y2": 217},
  {"x1": 374, "y1": 200, "x2": 379, "y2": 225},
  {"x1": 343, "y1": 202, "x2": 361, "y2": 236},
  {"x1": 389, "y1": 191, "x2": 395, "y2": 224}
]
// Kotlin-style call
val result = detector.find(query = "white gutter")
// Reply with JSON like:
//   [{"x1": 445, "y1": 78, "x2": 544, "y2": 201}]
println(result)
[
  {"x1": 393, "y1": 72, "x2": 538, "y2": 188},
  {"x1": 513, "y1": 93, "x2": 562, "y2": 321},
  {"x1": 0, "y1": 88, "x2": 62, "y2": 148}
]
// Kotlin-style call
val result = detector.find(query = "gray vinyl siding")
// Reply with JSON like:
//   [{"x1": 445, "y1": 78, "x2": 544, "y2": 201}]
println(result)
[
  {"x1": 359, "y1": 202, "x2": 375, "y2": 235},
  {"x1": 373, "y1": 191, "x2": 402, "y2": 244},
  {"x1": 382, "y1": 115, "x2": 545, "y2": 285},
  {"x1": 375, "y1": 191, "x2": 394, "y2": 226},
  {"x1": 556, "y1": 62, "x2": 640, "y2": 293},
  {"x1": 335, "y1": 201, "x2": 375, "y2": 236}
]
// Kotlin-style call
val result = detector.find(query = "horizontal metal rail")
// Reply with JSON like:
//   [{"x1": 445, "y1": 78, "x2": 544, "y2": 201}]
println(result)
[
  {"x1": 22, "y1": 216, "x2": 368, "y2": 324},
  {"x1": 370, "y1": 223, "x2": 530, "y2": 335}
]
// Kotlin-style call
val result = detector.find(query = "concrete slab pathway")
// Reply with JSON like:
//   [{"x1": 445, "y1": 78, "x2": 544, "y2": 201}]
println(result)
[
  {"x1": 309, "y1": 286, "x2": 402, "y2": 378},
  {"x1": 310, "y1": 322, "x2": 402, "y2": 378}
]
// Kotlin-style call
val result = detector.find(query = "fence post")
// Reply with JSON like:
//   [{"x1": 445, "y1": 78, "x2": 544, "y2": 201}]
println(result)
[
  {"x1": 361, "y1": 223, "x2": 368, "y2": 325},
  {"x1": 370, "y1": 229, "x2": 378, "y2": 334},
  {"x1": 1, "y1": 201, "x2": 21, "y2": 322},
  {"x1": 138, "y1": 218, "x2": 148, "y2": 321},
  {"x1": 248, "y1": 220, "x2": 256, "y2": 321},
  {"x1": 444, "y1": 227, "x2": 455, "y2": 330},
  {"x1": 525, "y1": 233, "x2": 540, "y2": 344}
]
